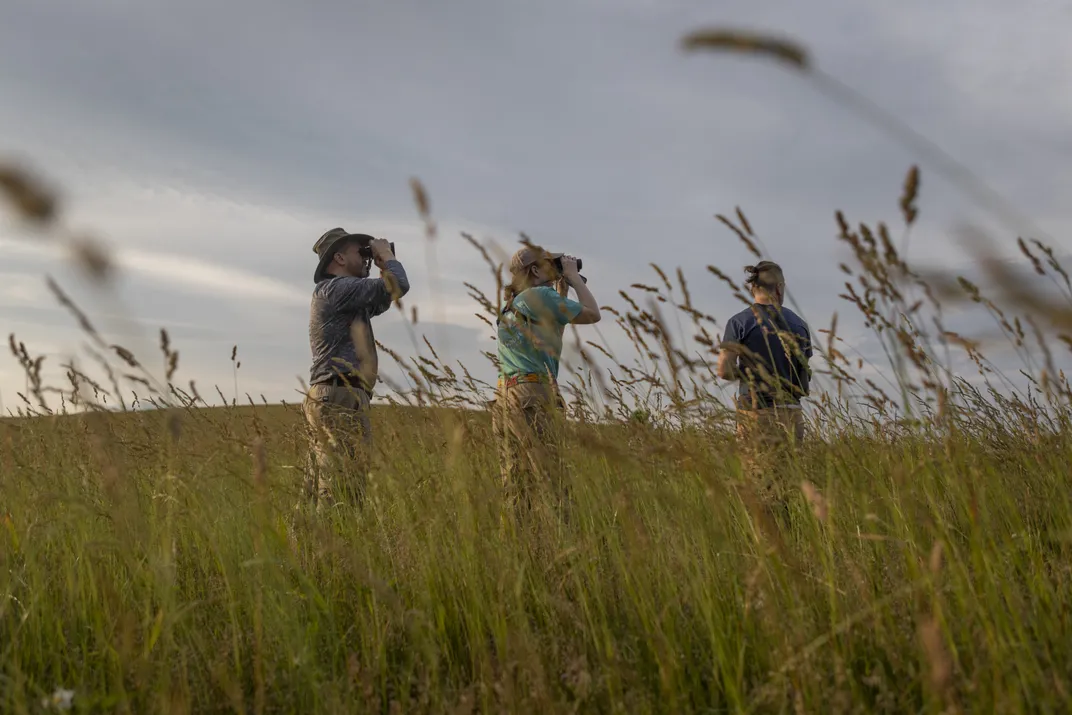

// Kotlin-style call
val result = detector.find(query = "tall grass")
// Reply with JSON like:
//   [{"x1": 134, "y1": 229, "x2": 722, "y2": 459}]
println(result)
[
  {"x1": 4, "y1": 28, "x2": 1072, "y2": 714},
  {"x1": 3, "y1": 160, "x2": 1072, "y2": 713}
]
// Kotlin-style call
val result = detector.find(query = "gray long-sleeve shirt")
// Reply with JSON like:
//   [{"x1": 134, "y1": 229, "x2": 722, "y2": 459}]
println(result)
[{"x1": 308, "y1": 259, "x2": 410, "y2": 389}]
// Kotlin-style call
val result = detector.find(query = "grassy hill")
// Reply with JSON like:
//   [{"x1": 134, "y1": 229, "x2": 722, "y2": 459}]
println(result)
[
  {"x1": 3, "y1": 156, "x2": 1072, "y2": 711},
  {"x1": 2, "y1": 391, "x2": 1071, "y2": 713}
]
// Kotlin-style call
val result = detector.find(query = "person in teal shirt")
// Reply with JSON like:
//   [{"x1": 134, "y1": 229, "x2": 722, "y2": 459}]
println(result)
[
  {"x1": 493, "y1": 244, "x2": 601, "y2": 529},
  {"x1": 498, "y1": 282, "x2": 581, "y2": 380}
]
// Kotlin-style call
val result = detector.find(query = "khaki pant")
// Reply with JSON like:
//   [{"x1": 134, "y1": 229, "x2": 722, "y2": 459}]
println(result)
[
  {"x1": 302, "y1": 382, "x2": 372, "y2": 508},
  {"x1": 491, "y1": 381, "x2": 570, "y2": 523},
  {"x1": 735, "y1": 405, "x2": 805, "y2": 500}
]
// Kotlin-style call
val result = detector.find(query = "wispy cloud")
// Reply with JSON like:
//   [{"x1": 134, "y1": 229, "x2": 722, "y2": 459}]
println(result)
[
  {"x1": 0, "y1": 235, "x2": 305, "y2": 304},
  {"x1": 117, "y1": 248, "x2": 308, "y2": 305},
  {"x1": 2, "y1": 0, "x2": 1069, "y2": 409}
]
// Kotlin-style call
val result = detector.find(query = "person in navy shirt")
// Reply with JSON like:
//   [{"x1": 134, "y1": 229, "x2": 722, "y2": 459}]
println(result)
[{"x1": 718, "y1": 260, "x2": 812, "y2": 496}]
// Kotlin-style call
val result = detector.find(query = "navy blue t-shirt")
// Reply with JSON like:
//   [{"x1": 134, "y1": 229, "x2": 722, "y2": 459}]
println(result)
[{"x1": 722, "y1": 303, "x2": 813, "y2": 408}]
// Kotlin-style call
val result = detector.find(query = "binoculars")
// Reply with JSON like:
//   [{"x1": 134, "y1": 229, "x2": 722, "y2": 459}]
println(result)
[
  {"x1": 552, "y1": 256, "x2": 582, "y2": 273},
  {"x1": 354, "y1": 236, "x2": 396, "y2": 260},
  {"x1": 551, "y1": 255, "x2": 586, "y2": 283}
]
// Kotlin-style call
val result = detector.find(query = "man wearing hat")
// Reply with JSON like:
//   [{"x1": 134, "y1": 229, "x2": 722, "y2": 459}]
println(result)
[
  {"x1": 493, "y1": 242, "x2": 600, "y2": 528},
  {"x1": 303, "y1": 228, "x2": 410, "y2": 509}
]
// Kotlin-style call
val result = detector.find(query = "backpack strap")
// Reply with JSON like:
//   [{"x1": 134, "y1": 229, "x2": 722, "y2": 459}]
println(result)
[
  {"x1": 766, "y1": 306, "x2": 810, "y2": 398},
  {"x1": 497, "y1": 290, "x2": 537, "y2": 327},
  {"x1": 497, "y1": 294, "x2": 526, "y2": 326}
]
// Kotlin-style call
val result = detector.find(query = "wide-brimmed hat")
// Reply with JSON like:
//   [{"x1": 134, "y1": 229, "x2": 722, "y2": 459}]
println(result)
[{"x1": 313, "y1": 227, "x2": 375, "y2": 283}]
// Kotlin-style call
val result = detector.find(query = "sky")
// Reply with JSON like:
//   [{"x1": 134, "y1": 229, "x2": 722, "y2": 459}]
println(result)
[{"x1": 1, "y1": 0, "x2": 1071, "y2": 416}]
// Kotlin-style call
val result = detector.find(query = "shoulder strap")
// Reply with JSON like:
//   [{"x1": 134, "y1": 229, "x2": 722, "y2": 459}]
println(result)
[
  {"x1": 497, "y1": 291, "x2": 532, "y2": 326},
  {"x1": 769, "y1": 306, "x2": 810, "y2": 397}
]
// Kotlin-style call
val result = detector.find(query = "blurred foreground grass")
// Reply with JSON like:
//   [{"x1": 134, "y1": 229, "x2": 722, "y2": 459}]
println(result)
[{"x1": 2, "y1": 388, "x2": 1071, "y2": 713}]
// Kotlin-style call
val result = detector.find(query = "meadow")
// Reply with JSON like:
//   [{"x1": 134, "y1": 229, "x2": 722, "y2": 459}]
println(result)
[
  {"x1": 3, "y1": 170, "x2": 1072, "y2": 714},
  {"x1": 4, "y1": 28, "x2": 1072, "y2": 715}
]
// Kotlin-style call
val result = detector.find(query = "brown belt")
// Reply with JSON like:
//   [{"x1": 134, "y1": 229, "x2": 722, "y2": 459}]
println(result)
[{"x1": 497, "y1": 373, "x2": 555, "y2": 389}]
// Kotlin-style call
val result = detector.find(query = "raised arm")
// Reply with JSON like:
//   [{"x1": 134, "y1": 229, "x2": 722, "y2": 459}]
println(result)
[
  {"x1": 329, "y1": 240, "x2": 410, "y2": 315},
  {"x1": 369, "y1": 239, "x2": 409, "y2": 316},
  {"x1": 560, "y1": 256, "x2": 600, "y2": 325},
  {"x1": 368, "y1": 260, "x2": 409, "y2": 316}
]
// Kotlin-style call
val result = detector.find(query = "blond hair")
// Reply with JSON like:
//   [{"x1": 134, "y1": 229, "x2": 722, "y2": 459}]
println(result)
[{"x1": 503, "y1": 245, "x2": 552, "y2": 307}]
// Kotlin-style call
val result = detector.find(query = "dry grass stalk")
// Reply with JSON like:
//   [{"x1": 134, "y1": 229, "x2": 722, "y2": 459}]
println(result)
[
  {"x1": 681, "y1": 29, "x2": 809, "y2": 70},
  {"x1": 410, "y1": 177, "x2": 436, "y2": 241},
  {"x1": 0, "y1": 161, "x2": 58, "y2": 223},
  {"x1": 900, "y1": 165, "x2": 920, "y2": 226}
]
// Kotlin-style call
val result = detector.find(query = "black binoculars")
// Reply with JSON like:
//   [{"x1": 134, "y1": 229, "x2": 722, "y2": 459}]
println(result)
[
  {"x1": 355, "y1": 236, "x2": 396, "y2": 260},
  {"x1": 551, "y1": 255, "x2": 586, "y2": 283},
  {"x1": 552, "y1": 256, "x2": 582, "y2": 273}
]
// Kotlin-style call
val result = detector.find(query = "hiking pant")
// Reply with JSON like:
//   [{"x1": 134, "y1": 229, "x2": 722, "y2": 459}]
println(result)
[
  {"x1": 302, "y1": 382, "x2": 372, "y2": 508},
  {"x1": 735, "y1": 404, "x2": 806, "y2": 501},
  {"x1": 491, "y1": 380, "x2": 570, "y2": 522}
]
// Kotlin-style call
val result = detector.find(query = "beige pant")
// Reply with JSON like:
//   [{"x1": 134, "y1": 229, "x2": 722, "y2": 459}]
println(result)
[
  {"x1": 735, "y1": 405, "x2": 806, "y2": 498},
  {"x1": 302, "y1": 382, "x2": 372, "y2": 508},
  {"x1": 491, "y1": 381, "x2": 570, "y2": 522}
]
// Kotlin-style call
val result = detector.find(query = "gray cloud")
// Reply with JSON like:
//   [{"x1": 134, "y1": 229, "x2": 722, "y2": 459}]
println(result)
[{"x1": 2, "y1": 0, "x2": 1069, "y2": 411}]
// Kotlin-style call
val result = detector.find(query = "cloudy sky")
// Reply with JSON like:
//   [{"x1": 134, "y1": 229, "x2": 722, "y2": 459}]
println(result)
[{"x1": 1, "y1": 0, "x2": 1070, "y2": 415}]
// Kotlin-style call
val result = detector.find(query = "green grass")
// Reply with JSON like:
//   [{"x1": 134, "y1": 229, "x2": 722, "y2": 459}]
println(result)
[
  {"x1": 2, "y1": 390, "x2": 1071, "y2": 713},
  {"x1": 4, "y1": 127, "x2": 1072, "y2": 711}
]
